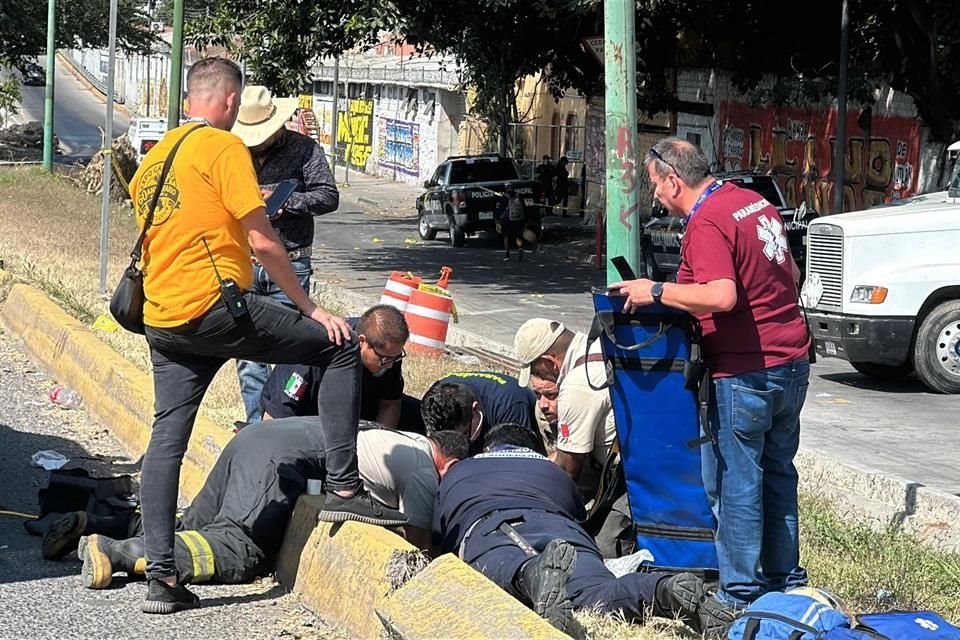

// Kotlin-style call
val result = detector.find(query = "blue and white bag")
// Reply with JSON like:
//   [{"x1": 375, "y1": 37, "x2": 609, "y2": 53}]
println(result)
[
  {"x1": 825, "y1": 612, "x2": 960, "y2": 639},
  {"x1": 727, "y1": 591, "x2": 851, "y2": 640}
]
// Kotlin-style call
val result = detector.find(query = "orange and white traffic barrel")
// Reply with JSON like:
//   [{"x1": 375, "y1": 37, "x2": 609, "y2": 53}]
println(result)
[
  {"x1": 405, "y1": 287, "x2": 455, "y2": 351},
  {"x1": 380, "y1": 272, "x2": 422, "y2": 312}
]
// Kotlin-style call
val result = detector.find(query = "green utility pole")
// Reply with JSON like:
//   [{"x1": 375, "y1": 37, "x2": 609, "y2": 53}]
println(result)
[
  {"x1": 167, "y1": 0, "x2": 185, "y2": 129},
  {"x1": 42, "y1": 0, "x2": 56, "y2": 171},
  {"x1": 603, "y1": 0, "x2": 641, "y2": 284}
]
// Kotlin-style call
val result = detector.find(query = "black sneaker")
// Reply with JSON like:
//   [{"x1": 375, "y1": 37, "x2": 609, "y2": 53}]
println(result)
[
  {"x1": 42, "y1": 511, "x2": 87, "y2": 560},
  {"x1": 317, "y1": 491, "x2": 408, "y2": 527},
  {"x1": 517, "y1": 539, "x2": 577, "y2": 634},
  {"x1": 142, "y1": 578, "x2": 200, "y2": 614},
  {"x1": 503, "y1": 255, "x2": 511, "y2": 261}
]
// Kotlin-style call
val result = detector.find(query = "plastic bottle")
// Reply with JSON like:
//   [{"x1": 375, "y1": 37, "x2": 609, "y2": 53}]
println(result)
[{"x1": 49, "y1": 385, "x2": 82, "y2": 409}]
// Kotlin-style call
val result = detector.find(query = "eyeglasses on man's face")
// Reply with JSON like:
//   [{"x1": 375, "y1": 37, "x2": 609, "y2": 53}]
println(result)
[{"x1": 371, "y1": 344, "x2": 406, "y2": 366}]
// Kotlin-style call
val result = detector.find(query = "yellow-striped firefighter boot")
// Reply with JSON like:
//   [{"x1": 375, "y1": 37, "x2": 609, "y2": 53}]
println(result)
[
  {"x1": 78, "y1": 534, "x2": 146, "y2": 589},
  {"x1": 173, "y1": 530, "x2": 216, "y2": 584}
]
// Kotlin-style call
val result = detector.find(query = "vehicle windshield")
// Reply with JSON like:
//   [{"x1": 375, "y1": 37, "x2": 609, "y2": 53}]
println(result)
[
  {"x1": 724, "y1": 177, "x2": 784, "y2": 208},
  {"x1": 449, "y1": 158, "x2": 519, "y2": 184},
  {"x1": 950, "y1": 156, "x2": 960, "y2": 194}
]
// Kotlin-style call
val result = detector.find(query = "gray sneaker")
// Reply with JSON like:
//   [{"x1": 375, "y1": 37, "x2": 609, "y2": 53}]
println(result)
[{"x1": 318, "y1": 490, "x2": 408, "y2": 527}]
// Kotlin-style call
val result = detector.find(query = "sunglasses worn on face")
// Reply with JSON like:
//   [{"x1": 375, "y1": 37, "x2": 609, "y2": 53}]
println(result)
[
  {"x1": 649, "y1": 146, "x2": 679, "y2": 176},
  {"x1": 371, "y1": 344, "x2": 406, "y2": 366}
]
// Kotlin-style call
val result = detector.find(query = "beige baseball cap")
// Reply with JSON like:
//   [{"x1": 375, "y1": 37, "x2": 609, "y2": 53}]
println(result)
[{"x1": 515, "y1": 318, "x2": 565, "y2": 387}]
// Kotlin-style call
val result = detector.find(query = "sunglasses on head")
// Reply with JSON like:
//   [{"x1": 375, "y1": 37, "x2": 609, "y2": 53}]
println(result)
[{"x1": 649, "y1": 146, "x2": 679, "y2": 176}]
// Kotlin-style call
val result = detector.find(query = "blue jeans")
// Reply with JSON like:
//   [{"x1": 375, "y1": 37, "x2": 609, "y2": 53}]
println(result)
[
  {"x1": 236, "y1": 257, "x2": 312, "y2": 423},
  {"x1": 702, "y1": 359, "x2": 810, "y2": 605}
]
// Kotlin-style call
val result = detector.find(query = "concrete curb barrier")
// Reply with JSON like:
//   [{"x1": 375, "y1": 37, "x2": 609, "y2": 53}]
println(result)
[
  {"x1": 0, "y1": 279, "x2": 568, "y2": 638},
  {"x1": 0, "y1": 283, "x2": 227, "y2": 502},
  {"x1": 378, "y1": 554, "x2": 570, "y2": 640}
]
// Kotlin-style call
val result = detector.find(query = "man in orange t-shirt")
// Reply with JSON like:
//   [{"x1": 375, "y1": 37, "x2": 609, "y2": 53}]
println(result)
[{"x1": 128, "y1": 58, "x2": 405, "y2": 616}]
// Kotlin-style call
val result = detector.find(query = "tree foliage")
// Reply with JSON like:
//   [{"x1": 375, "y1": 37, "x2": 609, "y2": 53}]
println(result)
[
  {"x1": 189, "y1": 0, "x2": 398, "y2": 95},
  {"x1": 0, "y1": 0, "x2": 156, "y2": 67}
]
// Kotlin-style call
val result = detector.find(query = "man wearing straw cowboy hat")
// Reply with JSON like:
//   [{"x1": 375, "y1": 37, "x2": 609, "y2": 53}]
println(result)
[{"x1": 232, "y1": 85, "x2": 340, "y2": 426}]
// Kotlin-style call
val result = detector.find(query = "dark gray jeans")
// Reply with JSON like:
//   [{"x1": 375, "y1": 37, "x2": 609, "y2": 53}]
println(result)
[{"x1": 143, "y1": 293, "x2": 361, "y2": 580}]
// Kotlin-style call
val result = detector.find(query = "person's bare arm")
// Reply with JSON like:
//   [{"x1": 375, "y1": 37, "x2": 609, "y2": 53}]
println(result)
[
  {"x1": 240, "y1": 210, "x2": 351, "y2": 345},
  {"x1": 553, "y1": 450, "x2": 587, "y2": 479},
  {"x1": 611, "y1": 278, "x2": 738, "y2": 315},
  {"x1": 376, "y1": 399, "x2": 401, "y2": 429},
  {"x1": 262, "y1": 411, "x2": 274, "y2": 421}
]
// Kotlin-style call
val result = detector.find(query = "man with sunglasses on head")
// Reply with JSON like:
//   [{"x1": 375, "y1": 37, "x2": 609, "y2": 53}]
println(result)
[
  {"x1": 611, "y1": 137, "x2": 809, "y2": 616},
  {"x1": 259, "y1": 304, "x2": 424, "y2": 431}
]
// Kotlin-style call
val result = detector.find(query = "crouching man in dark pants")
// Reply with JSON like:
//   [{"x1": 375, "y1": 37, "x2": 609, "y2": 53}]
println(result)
[
  {"x1": 43, "y1": 418, "x2": 467, "y2": 591},
  {"x1": 432, "y1": 423, "x2": 733, "y2": 637}
]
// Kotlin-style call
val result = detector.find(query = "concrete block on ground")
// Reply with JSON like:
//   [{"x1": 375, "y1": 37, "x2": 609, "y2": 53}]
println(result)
[
  {"x1": 291, "y1": 520, "x2": 415, "y2": 639},
  {"x1": 378, "y1": 553, "x2": 570, "y2": 640}
]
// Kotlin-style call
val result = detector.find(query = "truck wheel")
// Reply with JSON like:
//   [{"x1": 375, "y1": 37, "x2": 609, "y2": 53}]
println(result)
[
  {"x1": 850, "y1": 361, "x2": 913, "y2": 381},
  {"x1": 417, "y1": 209, "x2": 436, "y2": 241},
  {"x1": 644, "y1": 252, "x2": 663, "y2": 281},
  {"x1": 913, "y1": 299, "x2": 960, "y2": 394},
  {"x1": 447, "y1": 216, "x2": 465, "y2": 247}
]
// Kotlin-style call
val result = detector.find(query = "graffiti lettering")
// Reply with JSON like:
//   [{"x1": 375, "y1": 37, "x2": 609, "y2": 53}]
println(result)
[
  {"x1": 616, "y1": 126, "x2": 633, "y2": 160},
  {"x1": 720, "y1": 102, "x2": 922, "y2": 213},
  {"x1": 619, "y1": 202, "x2": 638, "y2": 231},
  {"x1": 377, "y1": 117, "x2": 420, "y2": 177},
  {"x1": 337, "y1": 99, "x2": 374, "y2": 171},
  {"x1": 620, "y1": 160, "x2": 637, "y2": 193}
]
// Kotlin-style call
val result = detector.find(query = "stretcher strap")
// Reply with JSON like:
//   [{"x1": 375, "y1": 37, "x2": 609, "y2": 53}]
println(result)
[{"x1": 176, "y1": 530, "x2": 215, "y2": 582}]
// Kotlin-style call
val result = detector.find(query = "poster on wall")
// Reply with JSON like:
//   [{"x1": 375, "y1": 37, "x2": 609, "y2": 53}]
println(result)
[
  {"x1": 377, "y1": 117, "x2": 421, "y2": 178},
  {"x1": 337, "y1": 99, "x2": 374, "y2": 172},
  {"x1": 584, "y1": 104, "x2": 606, "y2": 185},
  {"x1": 718, "y1": 101, "x2": 923, "y2": 214}
]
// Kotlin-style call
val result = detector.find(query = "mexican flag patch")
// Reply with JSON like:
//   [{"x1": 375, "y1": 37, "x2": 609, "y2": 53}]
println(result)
[{"x1": 283, "y1": 372, "x2": 307, "y2": 400}]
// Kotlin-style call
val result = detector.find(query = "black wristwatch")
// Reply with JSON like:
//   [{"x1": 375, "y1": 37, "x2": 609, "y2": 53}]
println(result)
[{"x1": 651, "y1": 282, "x2": 664, "y2": 304}]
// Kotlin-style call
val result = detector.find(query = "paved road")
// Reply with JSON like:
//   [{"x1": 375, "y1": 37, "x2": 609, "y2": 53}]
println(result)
[
  {"x1": 326, "y1": 189, "x2": 960, "y2": 497},
  {"x1": 0, "y1": 331, "x2": 342, "y2": 639},
  {"x1": 13, "y1": 57, "x2": 129, "y2": 159}
]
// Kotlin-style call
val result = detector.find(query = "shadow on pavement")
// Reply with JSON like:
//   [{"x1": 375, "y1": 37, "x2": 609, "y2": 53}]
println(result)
[
  {"x1": 314, "y1": 216, "x2": 605, "y2": 297},
  {"x1": 816, "y1": 372, "x2": 933, "y2": 395},
  {"x1": 0, "y1": 423, "x2": 136, "y2": 585}
]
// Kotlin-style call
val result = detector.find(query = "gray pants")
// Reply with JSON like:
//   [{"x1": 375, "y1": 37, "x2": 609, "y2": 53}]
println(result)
[{"x1": 143, "y1": 293, "x2": 361, "y2": 580}]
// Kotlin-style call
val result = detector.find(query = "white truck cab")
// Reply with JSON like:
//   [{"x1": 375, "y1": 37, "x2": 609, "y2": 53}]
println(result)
[{"x1": 803, "y1": 157, "x2": 960, "y2": 394}]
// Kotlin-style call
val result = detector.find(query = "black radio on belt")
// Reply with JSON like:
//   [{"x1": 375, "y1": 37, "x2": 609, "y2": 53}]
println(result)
[
  {"x1": 220, "y1": 278, "x2": 249, "y2": 319},
  {"x1": 202, "y1": 238, "x2": 250, "y2": 320}
]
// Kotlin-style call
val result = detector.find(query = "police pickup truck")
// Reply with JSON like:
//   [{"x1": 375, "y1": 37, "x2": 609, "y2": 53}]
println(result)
[
  {"x1": 416, "y1": 155, "x2": 546, "y2": 247},
  {"x1": 641, "y1": 172, "x2": 818, "y2": 280}
]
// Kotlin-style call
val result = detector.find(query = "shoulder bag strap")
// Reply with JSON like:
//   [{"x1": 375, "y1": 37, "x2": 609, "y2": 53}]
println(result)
[{"x1": 128, "y1": 123, "x2": 206, "y2": 266}]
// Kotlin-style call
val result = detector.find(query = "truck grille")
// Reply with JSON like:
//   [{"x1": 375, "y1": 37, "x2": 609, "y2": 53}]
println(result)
[{"x1": 808, "y1": 224, "x2": 843, "y2": 308}]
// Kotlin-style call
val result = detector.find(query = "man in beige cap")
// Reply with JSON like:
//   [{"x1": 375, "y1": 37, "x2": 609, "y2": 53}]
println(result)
[
  {"x1": 515, "y1": 318, "x2": 616, "y2": 500},
  {"x1": 231, "y1": 85, "x2": 340, "y2": 425}
]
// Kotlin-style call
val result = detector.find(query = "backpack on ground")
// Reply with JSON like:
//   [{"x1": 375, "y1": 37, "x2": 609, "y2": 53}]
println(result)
[
  {"x1": 23, "y1": 467, "x2": 137, "y2": 536},
  {"x1": 727, "y1": 591, "x2": 851, "y2": 640},
  {"x1": 824, "y1": 612, "x2": 960, "y2": 640}
]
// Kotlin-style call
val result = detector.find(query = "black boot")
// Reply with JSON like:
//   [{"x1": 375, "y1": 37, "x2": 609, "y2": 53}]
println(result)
[
  {"x1": 78, "y1": 534, "x2": 146, "y2": 589},
  {"x1": 42, "y1": 511, "x2": 87, "y2": 560},
  {"x1": 514, "y1": 539, "x2": 578, "y2": 634},
  {"x1": 654, "y1": 573, "x2": 738, "y2": 638}
]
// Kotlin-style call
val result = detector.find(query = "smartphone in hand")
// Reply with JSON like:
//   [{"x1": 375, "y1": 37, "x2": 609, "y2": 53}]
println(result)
[{"x1": 265, "y1": 179, "x2": 299, "y2": 219}]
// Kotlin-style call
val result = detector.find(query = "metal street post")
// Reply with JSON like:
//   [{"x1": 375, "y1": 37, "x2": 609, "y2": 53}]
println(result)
[
  {"x1": 98, "y1": 0, "x2": 119, "y2": 293},
  {"x1": 604, "y1": 0, "x2": 641, "y2": 284},
  {"x1": 167, "y1": 0, "x2": 185, "y2": 128},
  {"x1": 330, "y1": 56, "x2": 340, "y2": 178},
  {"x1": 832, "y1": 0, "x2": 850, "y2": 214},
  {"x1": 42, "y1": 0, "x2": 56, "y2": 171}
]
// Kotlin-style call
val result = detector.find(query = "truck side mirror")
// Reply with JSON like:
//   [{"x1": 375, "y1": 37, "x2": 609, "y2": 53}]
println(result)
[{"x1": 424, "y1": 180, "x2": 432, "y2": 188}]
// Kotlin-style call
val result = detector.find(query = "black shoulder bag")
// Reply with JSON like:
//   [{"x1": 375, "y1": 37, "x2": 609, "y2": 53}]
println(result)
[{"x1": 109, "y1": 124, "x2": 205, "y2": 334}]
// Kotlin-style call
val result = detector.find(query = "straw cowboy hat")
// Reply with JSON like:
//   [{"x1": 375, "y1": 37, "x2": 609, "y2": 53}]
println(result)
[{"x1": 231, "y1": 85, "x2": 299, "y2": 148}]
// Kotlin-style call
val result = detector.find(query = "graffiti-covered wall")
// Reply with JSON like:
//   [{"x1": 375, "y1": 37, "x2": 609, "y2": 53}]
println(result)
[
  {"x1": 718, "y1": 102, "x2": 924, "y2": 214},
  {"x1": 377, "y1": 118, "x2": 421, "y2": 178}
]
